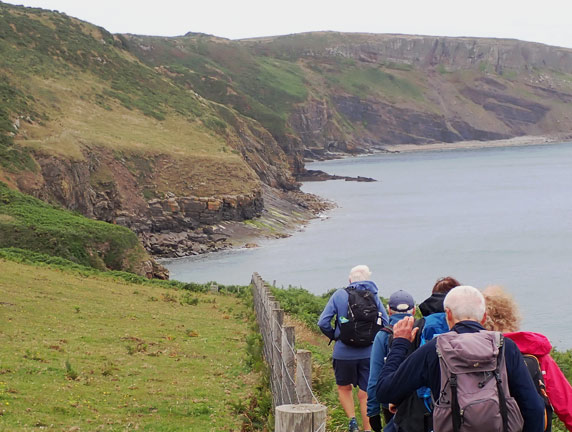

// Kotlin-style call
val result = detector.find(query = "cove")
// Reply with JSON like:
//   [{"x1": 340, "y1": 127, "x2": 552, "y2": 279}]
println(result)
[{"x1": 163, "y1": 142, "x2": 572, "y2": 349}]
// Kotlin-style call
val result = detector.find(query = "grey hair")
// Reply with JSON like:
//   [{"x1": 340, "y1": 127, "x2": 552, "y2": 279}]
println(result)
[
  {"x1": 349, "y1": 265, "x2": 372, "y2": 282},
  {"x1": 443, "y1": 285, "x2": 486, "y2": 323}
]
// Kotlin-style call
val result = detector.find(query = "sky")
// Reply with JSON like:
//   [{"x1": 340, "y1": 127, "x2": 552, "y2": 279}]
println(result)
[{"x1": 5, "y1": 0, "x2": 572, "y2": 49}]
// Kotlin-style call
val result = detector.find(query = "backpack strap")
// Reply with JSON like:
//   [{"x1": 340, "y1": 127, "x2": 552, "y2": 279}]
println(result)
[
  {"x1": 450, "y1": 373, "x2": 461, "y2": 432},
  {"x1": 493, "y1": 334, "x2": 509, "y2": 432},
  {"x1": 412, "y1": 317, "x2": 426, "y2": 349},
  {"x1": 344, "y1": 286, "x2": 356, "y2": 320},
  {"x1": 523, "y1": 354, "x2": 552, "y2": 432},
  {"x1": 380, "y1": 325, "x2": 394, "y2": 349}
]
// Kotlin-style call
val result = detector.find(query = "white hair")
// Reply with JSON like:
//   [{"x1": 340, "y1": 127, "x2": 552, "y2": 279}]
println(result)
[
  {"x1": 349, "y1": 265, "x2": 372, "y2": 283},
  {"x1": 443, "y1": 285, "x2": 486, "y2": 322}
]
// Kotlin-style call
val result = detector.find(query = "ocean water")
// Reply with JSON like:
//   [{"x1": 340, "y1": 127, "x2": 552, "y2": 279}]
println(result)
[{"x1": 164, "y1": 142, "x2": 572, "y2": 349}]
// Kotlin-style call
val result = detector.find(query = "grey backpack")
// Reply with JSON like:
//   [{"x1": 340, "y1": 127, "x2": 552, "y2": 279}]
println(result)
[{"x1": 434, "y1": 331, "x2": 524, "y2": 432}]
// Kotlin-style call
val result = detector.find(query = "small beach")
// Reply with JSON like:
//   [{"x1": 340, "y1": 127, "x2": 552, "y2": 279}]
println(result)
[{"x1": 384, "y1": 135, "x2": 570, "y2": 153}]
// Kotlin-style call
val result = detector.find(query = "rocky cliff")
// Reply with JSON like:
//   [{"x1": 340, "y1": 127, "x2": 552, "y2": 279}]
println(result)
[
  {"x1": 2, "y1": 3, "x2": 572, "y2": 266},
  {"x1": 126, "y1": 32, "x2": 572, "y2": 164}
]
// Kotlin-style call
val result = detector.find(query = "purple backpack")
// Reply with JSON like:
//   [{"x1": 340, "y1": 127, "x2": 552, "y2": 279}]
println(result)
[{"x1": 434, "y1": 331, "x2": 524, "y2": 432}]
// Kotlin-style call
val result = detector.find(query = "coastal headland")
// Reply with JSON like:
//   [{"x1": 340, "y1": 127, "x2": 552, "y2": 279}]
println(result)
[{"x1": 3, "y1": 3, "x2": 572, "y2": 272}]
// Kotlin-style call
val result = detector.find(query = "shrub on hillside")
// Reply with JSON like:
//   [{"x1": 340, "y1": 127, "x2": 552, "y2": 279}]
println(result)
[
  {"x1": 0, "y1": 183, "x2": 148, "y2": 273},
  {"x1": 270, "y1": 286, "x2": 333, "y2": 330}
]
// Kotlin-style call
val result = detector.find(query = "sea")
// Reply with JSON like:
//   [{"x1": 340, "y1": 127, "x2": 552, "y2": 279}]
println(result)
[{"x1": 163, "y1": 142, "x2": 572, "y2": 349}]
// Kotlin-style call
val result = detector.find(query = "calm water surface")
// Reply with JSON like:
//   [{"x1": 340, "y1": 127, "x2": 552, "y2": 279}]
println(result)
[{"x1": 164, "y1": 142, "x2": 572, "y2": 349}]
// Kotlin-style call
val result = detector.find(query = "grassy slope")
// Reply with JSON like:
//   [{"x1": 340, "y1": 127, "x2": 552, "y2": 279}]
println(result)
[
  {"x1": 0, "y1": 258, "x2": 256, "y2": 431},
  {"x1": 0, "y1": 182, "x2": 149, "y2": 272},
  {"x1": 123, "y1": 34, "x2": 310, "y2": 139},
  {"x1": 0, "y1": 3, "x2": 258, "y2": 196},
  {"x1": 129, "y1": 32, "x2": 572, "y2": 148}
]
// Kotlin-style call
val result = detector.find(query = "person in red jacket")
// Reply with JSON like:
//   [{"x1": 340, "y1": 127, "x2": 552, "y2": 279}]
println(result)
[{"x1": 483, "y1": 285, "x2": 572, "y2": 431}]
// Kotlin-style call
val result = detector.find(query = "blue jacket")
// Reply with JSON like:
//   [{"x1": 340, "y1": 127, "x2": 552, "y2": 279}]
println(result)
[
  {"x1": 367, "y1": 312, "x2": 411, "y2": 417},
  {"x1": 376, "y1": 321, "x2": 545, "y2": 432},
  {"x1": 317, "y1": 281, "x2": 388, "y2": 360}
]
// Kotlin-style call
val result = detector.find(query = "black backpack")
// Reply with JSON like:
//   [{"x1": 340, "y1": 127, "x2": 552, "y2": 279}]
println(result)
[
  {"x1": 381, "y1": 319, "x2": 433, "y2": 432},
  {"x1": 338, "y1": 286, "x2": 383, "y2": 347},
  {"x1": 523, "y1": 354, "x2": 553, "y2": 432}
]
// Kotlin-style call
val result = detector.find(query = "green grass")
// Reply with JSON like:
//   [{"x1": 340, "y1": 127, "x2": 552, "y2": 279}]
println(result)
[
  {"x1": 0, "y1": 258, "x2": 259, "y2": 431},
  {"x1": 0, "y1": 182, "x2": 147, "y2": 273},
  {"x1": 122, "y1": 33, "x2": 309, "y2": 139},
  {"x1": 0, "y1": 247, "x2": 209, "y2": 292},
  {"x1": 327, "y1": 65, "x2": 424, "y2": 101},
  {"x1": 0, "y1": 3, "x2": 202, "y2": 123},
  {"x1": 1, "y1": 3, "x2": 260, "y2": 196}
]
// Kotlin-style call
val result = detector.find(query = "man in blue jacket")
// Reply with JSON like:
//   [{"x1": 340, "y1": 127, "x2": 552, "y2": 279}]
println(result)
[
  {"x1": 318, "y1": 265, "x2": 389, "y2": 432},
  {"x1": 376, "y1": 286, "x2": 545, "y2": 432},
  {"x1": 367, "y1": 290, "x2": 416, "y2": 432}
]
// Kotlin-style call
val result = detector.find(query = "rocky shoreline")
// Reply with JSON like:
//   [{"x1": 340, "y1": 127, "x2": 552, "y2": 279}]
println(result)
[
  {"x1": 146, "y1": 135, "x2": 572, "y2": 263},
  {"x1": 142, "y1": 186, "x2": 335, "y2": 259}
]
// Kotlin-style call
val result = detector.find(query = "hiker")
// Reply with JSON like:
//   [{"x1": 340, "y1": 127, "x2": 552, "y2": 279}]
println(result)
[
  {"x1": 367, "y1": 290, "x2": 416, "y2": 432},
  {"x1": 373, "y1": 276, "x2": 461, "y2": 432},
  {"x1": 418, "y1": 276, "x2": 461, "y2": 318},
  {"x1": 376, "y1": 285, "x2": 545, "y2": 432},
  {"x1": 483, "y1": 285, "x2": 572, "y2": 431},
  {"x1": 318, "y1": 265, "x2": 389, "y2": 432}
]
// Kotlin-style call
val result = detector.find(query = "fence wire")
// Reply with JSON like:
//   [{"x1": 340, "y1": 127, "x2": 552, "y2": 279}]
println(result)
[{"x1": 251, "y1": 273, "x2": 321, "y2": 406}]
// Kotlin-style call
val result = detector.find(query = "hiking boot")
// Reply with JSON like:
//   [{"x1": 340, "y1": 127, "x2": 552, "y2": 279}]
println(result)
[{"x1": 348, "y1": 417, "x2": 359, "y2": 432}]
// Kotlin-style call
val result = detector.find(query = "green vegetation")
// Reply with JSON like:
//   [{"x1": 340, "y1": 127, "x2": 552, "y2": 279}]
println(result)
[
  {"x1": 1, "y1": 2, "x2": 257, "y2": 197},
  {"x1": 0, "y1": 257, "x2": 262, "y2": 431},
  {"x1": 0, "y1": 76, "x2": 38, "y2": 171},
  {"x1": 0, "y1": 182, "x2": 147, "y2": 272},
  {"x1": 327, "y1": 65, "x2": 424, "y2": 101},
  {"x1": 123, "y1": 34, "x2": 308, "y2": 139},
  {"x1": 0, "y1": 247, "x2": 214, "y2": 292},
  {"x1": 0, "y1": 3, "x2": 201, "y2": 122},
  {"x1": 271, "y1": 286, "x2": 331, "y2": 329}
]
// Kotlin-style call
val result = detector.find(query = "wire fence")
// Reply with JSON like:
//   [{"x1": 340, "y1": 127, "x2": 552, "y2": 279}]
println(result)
[{"x1": 251, "y1": 273, "x2": 327, "y2": 432}]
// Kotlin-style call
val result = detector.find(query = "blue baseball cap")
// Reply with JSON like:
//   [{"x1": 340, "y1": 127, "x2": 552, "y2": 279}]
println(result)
[{"x1": 388, "y1": 290, "x2": 415, "y2": 311}]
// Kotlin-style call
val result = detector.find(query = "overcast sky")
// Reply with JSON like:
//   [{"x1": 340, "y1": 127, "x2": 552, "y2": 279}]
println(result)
[{"x1": 5, "y1": 0, "x2": 572, "y2": 49}]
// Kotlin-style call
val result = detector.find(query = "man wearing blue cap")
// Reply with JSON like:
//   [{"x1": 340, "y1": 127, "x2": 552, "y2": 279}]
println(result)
[{"x1": 367, "y1": 290, "x2": 416, "y2": 432}]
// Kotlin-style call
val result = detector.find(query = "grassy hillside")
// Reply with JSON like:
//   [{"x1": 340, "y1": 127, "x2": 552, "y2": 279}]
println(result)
[
  {"x1": 128, "y1": 31, "x2": 572, "y2": 154},
  {"x1": 122, "y1": 34, "x2": 309, "y2": 140},
  {"x1": 0, "y1": 182, "x2": 154, "y2": 274},
  {"x1": 0, "y1": 257, "x2": 264, "y2": 431},
  {"x1": 0, "y1": 2, "x2": 261, "y2": 197}
]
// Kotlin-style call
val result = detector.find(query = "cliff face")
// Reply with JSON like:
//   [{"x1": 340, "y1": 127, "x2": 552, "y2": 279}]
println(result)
[
  {"x1": 285, "y1": 34, "x2": 572, "y2": 72},
  {"x1": 3, "y1": 1, "x2": 572, "y2": 265},
  {"x1": 126, "y1": 32, "x2": 572, "y2": 166},
  {"x1": 0, "y1": 2, "x2": 303, "y2": 261},
  {"x1": 275, "y1": 34, "x2": 572, "y2": 155}
]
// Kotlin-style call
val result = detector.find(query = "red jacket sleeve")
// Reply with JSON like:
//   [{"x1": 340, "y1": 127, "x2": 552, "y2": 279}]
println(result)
[{"x1": 542, "y1": 354, "x2": 572, "y2": 430}]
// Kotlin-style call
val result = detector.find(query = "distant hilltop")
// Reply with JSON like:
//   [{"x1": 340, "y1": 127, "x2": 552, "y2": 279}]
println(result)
[{"x1": 2, "y1": 1, "x2": 572, "y2": 264}]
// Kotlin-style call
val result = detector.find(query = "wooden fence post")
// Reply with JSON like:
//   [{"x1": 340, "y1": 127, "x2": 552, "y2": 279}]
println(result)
[
  {"x1": 272, "y1": 305, "x2": 284, "y2": 406},
  {"x1": 275, "y1": 404, "x2": 327, "y2": 432},
  {"x1": 281, "y1": 325, "x2": 296, "y2": 404},
  {"x1": 250, "y1": 273, "x2": 323, "y2": 416},
  {"x1": 296, "y1": 349, "x2": 313, "y2": 404}
]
